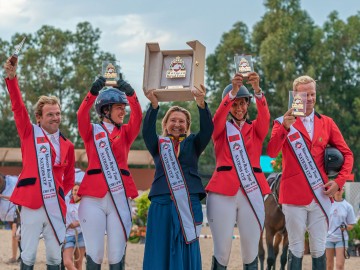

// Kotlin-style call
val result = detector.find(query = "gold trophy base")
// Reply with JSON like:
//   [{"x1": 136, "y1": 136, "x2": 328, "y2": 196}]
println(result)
[{"x1": 105, "y1": 80, "x2": 117, "y2": 87}]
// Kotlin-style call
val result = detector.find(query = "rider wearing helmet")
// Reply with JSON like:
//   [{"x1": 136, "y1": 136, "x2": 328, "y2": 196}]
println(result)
[
  {"x1": 77, "y1": 75, "x2": 142, "y2": 269},
  {"x1": 206, "y1": 72, "x2": 271, "y2": 269},
  {"x1": 95, "y1": 87, "x2": 129, "y2": 128}
]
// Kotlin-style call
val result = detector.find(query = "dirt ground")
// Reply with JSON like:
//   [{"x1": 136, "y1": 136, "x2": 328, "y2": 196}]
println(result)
[{"x1": 1, "y1": 227, "x2": 360, "y2": 269}]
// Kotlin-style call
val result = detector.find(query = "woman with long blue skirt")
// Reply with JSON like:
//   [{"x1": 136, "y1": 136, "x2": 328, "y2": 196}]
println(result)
[{"x1": 142, "y1": 86, "x2": 213, "y2": 270}]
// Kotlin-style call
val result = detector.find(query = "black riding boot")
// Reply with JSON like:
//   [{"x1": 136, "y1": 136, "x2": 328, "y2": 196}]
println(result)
[
  {"x1": 47, "y1": 265, "x2": 60, "y2": 270},
  {"x1": 211, "y1": 256, "x2": 227, "y2": 270},
  {"x1": 20, "y1": 260, "x2": 34, "y2": 270},
  {"x1": 86, "y1": 255, "x2": 101, "y2": 270},
  {"x1": 312, "y1": 253, "x2": 326, "y2": 270},
  {"x1": 287, "y1": 250, "x2": 303, "y2": 270},
  {"x1": 109, "y1": 254, "x2": 125, "y2": 270},
  {"x1": 243, "y1": 256, "x2": 258, "y2": 270}
]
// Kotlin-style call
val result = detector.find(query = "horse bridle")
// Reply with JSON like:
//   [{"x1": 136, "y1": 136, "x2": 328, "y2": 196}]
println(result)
[{"x1": 271, "y1": 173, "x2": 282, "y2": 210}]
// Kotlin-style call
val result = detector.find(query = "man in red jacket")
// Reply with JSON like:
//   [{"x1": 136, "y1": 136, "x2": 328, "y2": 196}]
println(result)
[
  {"x1": 267, "y1": 75, "x2": 353, "y2": 270},
  {"x1": 4, "y1": 58, "x2": 75, "y2": 270}
]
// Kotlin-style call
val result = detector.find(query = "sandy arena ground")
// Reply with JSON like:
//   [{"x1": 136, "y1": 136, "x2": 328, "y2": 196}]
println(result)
[{"x1": 1, "y1": 227, "x2": 360, "y2": 269}]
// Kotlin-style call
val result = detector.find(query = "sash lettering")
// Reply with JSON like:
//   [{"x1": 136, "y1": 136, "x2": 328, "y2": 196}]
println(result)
[
  {"x1": 158, "y1": 136, "x2": 201, "y2": 244},
  {"x1": 93, "y1": 124, "x2": 132, "y2": 242},
  {"x1": 226, "y1": 121, "x2": 265, "y2": 230},
  {"x1": 33, "y1": 124, "x2": 65, "y2": 245}
]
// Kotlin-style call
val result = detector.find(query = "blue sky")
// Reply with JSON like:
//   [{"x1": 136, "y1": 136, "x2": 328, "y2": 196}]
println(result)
[{"x1": 1, "y1": 0, "x2": 359, "y2": 107}]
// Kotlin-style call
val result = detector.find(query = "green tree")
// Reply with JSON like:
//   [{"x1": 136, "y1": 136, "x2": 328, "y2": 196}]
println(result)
[
  {"x1": 312, "y1": 12, "x2": 360, "y2": 180},
  {"x1": 205, "y1": 0, "x2": 360, "y2": 179}
]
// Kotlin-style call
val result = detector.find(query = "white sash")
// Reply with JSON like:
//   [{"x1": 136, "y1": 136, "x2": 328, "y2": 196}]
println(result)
[
  {"x1": 33, "y1": 124, "x2": 65, "y2": 245},
  {"x1": 276, "y1": 116, "x2": 331, "y2": 224},
  {"x1": 226, "y1": 121, "x2": 265, "y2": 230},
  {"x1": 158, "y1": 136, "x2": 201, "y2": 244},
  {"x1": 93, "y1": 124, "x2": 132, "y2": 241}
]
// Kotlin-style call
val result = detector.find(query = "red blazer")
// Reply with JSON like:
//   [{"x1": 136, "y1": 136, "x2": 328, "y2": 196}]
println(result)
[
  {"x1": 77, "y1": 91, "x2": 142, "y2": 199},
  {"x1": 206, "y1": 94, "x2": 271, "y2": 196},
  {"x1": 267, "y1": 113, "x2": 354, "y2": 205},
  {"x1": 5, "y1": 77, "x2": 75, "y2": 216}
]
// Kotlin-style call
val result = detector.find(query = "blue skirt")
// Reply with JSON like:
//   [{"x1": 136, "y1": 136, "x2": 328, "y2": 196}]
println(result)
[{"x1": 143, "y1": 194, "x2": 203, "y2": 270}]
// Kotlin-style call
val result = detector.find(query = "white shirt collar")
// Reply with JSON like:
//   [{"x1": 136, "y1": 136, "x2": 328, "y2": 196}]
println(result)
[
  {"x1": 44, "y1": 129, "x2": 60, "y2": 138},
  {"x1": 103, "y1": 121, "x2": 115, "y2": 134},
  {"x1": 302, "y1": 110, "x2": 315, "y2": 122}
]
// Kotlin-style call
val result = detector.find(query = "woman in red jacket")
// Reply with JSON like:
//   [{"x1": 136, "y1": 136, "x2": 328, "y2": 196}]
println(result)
[
  {"x1": 206, "y1": 72, "x2": 271, "y2": 269},
  {"x1": 77, "y1": 76, "x2": 142, "y2": 269}
]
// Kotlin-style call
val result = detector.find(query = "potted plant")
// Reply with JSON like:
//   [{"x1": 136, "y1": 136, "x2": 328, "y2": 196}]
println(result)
[{"x1": 129, "y1": 190, "x2": 150, "y2": 244}]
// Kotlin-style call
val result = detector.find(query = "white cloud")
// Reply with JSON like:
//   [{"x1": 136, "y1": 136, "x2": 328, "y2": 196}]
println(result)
[{"x1": 98, "y1": 14, "x2": 173, "y2": 54}]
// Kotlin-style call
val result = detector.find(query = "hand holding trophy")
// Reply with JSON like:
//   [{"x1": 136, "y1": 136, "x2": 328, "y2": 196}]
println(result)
[
  {"x1": 90, "y1": 76, "x2": 106, "y2": 96},
  {"x1": 145, "y1": 89, "x2": 159, "y2": 109},
  {"x1": 231, "y1": 73, "x2": 244, "y2": 96},
  {"x1": 246, "y1": 72, "x2": 262, "y2": 94},
  {"x1": 282, "y1": 108, "x2": 297, "y2": 130},
  {"x1": 4, "y1": 57, "x2": 17, "y2": 79},
  {"x1": 192, "y1": 84, "x2": 206, "y2": 109},
  {"x1": 116, "y1": 78, "x2": 135, "y2": 97}
]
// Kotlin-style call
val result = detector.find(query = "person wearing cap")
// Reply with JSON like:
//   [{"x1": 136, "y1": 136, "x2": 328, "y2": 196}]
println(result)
[
  {"x1": 142, "y1": 85, "x2": 213, "y2": 270},
  {"x1": 206, "y1": 72, "x2": 271, "y2": 270},
  {"x1": 267, "y1": 75, "x2": 354, "y2": 269},
  {"x1": 4, "y1": 58, "x2": 75, "y2": 270},
  {"x1": 77, "y1": 76, "x2": 142, "y2": 269}
]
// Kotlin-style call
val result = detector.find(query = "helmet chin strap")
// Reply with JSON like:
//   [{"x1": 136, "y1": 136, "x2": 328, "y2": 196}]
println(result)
[{"x1": 102, "y1": 105, "x2": 122, "y2": 129}]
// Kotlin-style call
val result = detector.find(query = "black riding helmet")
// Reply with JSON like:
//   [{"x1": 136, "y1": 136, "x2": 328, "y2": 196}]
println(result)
[
  {"x1": 95, "y1": 88, "x2": 128, "y2": 127},
  {"x1": 222, "y1": 84, "x2": 252, "y2": 101},
  {"x1": 324, "y1": 146, "x2": 344, "y2": 177}
]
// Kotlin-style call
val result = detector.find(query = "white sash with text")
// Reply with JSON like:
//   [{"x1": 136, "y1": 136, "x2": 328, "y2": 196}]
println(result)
[
  {"x1": 158, "y1": 136, "x2": 201, "y2": 244},
  {"x1": 93, "y1": 124, "x2": 132, "y2": 241},
  {"x1": 226, "y1": 121, "x2": 265, "y2": 230},
  {"x1": 33, "y1": 124, "x2": 65, "y2": 245}
]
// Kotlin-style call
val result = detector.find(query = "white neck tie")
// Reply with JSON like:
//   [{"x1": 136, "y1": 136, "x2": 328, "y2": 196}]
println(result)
[
  {"x1": 304, "y1": 117, "x2": 312, "y2": 139},
  {"x1": 50, "y1": 135, "x2": 57, "y2": 145}
]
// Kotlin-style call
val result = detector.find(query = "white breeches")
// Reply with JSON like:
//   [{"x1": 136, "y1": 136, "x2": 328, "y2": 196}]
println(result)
[
  {"x1": 283, "y1": 200, "x2": 328, "y2": 258},
  {"x1": 207, "y1": 190, "x2": 261, "y2": 265},
  {"x1": 20, "y1": 206, "x2": 62, "y2": 266},
  {"x1": 78, "y1": 192, "x2": 127, "y2": 264}
]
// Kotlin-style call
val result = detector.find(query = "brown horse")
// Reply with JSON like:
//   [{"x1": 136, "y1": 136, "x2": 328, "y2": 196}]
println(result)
[{"x1": 259, "y1": 172, "x2": 288, "y2": 270}]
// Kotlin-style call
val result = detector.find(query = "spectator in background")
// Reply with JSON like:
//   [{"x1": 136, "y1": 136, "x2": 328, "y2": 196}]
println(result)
[
  {"x1": 0, "y1": 174, "x2": 20, "y2": 264},
  {"x1": 63, "y1": 183, "x2": 85, "y2": 270},
  {"x1": 326, "y1": 186, "x2": 356, "y2": 270}
]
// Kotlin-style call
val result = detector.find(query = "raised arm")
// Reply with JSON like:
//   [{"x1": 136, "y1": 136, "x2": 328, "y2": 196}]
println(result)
[
  {"x1": 77, "y1": 77, "x2": 105, "y2": 141},
  {"x1": 4, "y1": 58, "x2": 33, "y2": 140},
  {"x1": 247, "y1": 72, "x2": 270, "y2": 140},
  {"x1": 267, "y1": 108, "x2": 295, "y2": 158},
  {"x1": 142, "y1": 90, "x2": 160, "y2": 156},
  {"x1": 253, "y1": 95, "x2": 270, "y2": 141},
  {"x1": 194, "y1": 103, "x2": 214, "y2": 154},
  {"x1": 115, "y1": 79, "x2": 142, "y2": 145}
]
